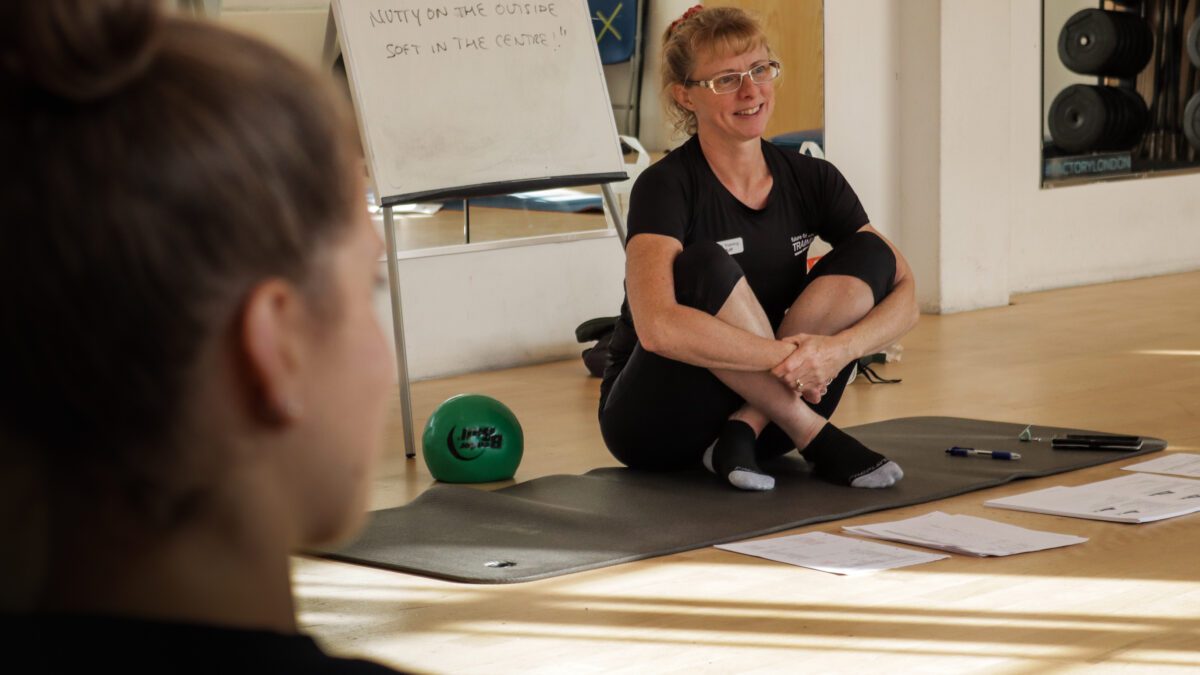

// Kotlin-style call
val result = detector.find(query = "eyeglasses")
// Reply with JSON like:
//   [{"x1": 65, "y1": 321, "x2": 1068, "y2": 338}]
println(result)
[{"x1": 685, "y1": 61, "x2": 782, "y2": 94}]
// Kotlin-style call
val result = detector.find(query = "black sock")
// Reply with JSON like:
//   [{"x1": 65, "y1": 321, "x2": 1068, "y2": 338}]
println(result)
[
  {"x1": 705, "y1": 420, "x2": 775, "y2": 491},
  {"x1": 800, "y1": 424, "x2": 898, "y2": 487}
]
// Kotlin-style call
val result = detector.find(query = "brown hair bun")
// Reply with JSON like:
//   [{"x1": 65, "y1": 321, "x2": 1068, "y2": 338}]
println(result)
[{"x1": 2, "y1": 0, "x2": 162, "y2": 102}]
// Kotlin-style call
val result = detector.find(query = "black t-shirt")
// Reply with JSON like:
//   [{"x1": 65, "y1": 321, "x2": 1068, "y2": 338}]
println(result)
[
  {"x1": 6, "y1": 613, "x2": 409, "y2": 674},
  {"x1": 604, "y1": 135, "x2": 869, "y2": 385}
]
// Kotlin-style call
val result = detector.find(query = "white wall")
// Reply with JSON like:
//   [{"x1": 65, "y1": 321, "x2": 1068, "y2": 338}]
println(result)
[
  {"x1": 824, "y1": 0, "x2": 901, "y2": 244},
  {"x1": 937, "y1": 0, "x2": 1012, "y2": 312},
  {"x1": 896, "y1": 0, "x2": 942, "y2": 312},
  {"x1": 217, "y1": 1, "x2": 330, "y2": 68},
  {"x1": 375, "y1": 235, "x2": 627, "y2": 380},
  {"x1": 827, "y1": 0, "x2": 1200, "y2": 313},
  {"x1": 826, "y1": 0, "x2": 943, "y2": 309}
]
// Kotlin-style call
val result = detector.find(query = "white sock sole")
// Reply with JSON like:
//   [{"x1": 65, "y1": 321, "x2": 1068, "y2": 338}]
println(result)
[
  {"x1": 729, "y1": 469, "x2": 776, "y2": 491},
  {"x1": 849, "y1": 460, "x2": 904, "y2": 488}
]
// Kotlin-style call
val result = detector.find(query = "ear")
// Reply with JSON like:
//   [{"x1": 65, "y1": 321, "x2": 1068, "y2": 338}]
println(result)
[
  {"x1": 671, "y1": 82, "x2": 695, "y2": 112},
  {"x1": 239, "y1": 278, "x2": 308, "y2": 425}
]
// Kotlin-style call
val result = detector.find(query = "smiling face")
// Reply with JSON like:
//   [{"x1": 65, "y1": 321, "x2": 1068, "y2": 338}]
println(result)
[{"x1": 673, "y1": 45, "x2": 775, "y2": 145}]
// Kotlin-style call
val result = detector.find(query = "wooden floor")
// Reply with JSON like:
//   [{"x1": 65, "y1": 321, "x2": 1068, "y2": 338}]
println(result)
[{"x1": 295, "y1": 271, "x2": 1200, "y2": 674}]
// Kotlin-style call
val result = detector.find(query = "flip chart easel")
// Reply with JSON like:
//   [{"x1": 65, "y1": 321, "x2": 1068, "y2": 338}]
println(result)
[{"x1": 331, "y1": 0, "x2": 628, "y2": 457}]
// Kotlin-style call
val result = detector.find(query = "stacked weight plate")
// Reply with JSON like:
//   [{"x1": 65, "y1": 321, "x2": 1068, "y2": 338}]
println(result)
[
  {"x1": 1050, "y1": 8, "x2": 1152, "y2": 154},
  {"x1": 1049, "y1": 84, "x2": 1149, "y2": 154},
  {"x1": 1059, "y1": 8, "x2": 1153, "y2": 77}
]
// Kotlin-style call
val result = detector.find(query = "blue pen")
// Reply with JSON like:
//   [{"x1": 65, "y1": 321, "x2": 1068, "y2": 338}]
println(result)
[{"x1": 946, "y1": 446, "x2": 1021, "y2": 460}]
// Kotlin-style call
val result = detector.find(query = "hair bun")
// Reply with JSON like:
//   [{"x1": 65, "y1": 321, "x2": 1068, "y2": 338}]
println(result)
[
  {"x1": 667, "y1": 4, "x2": 705, "y2": 38},
  {"x1": 3, "y1": 0, "x2": 162, "y2": 102}
]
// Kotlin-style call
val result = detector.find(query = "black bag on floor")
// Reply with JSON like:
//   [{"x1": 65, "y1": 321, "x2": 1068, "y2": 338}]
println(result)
[{"x1": 575, "y1": 316, "x2": 618, "y2": 378}]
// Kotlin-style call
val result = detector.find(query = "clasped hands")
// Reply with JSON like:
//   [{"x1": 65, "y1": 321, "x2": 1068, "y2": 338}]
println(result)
[{"x1": 769, "y1": 333, "x2": 851, "y2": 405}]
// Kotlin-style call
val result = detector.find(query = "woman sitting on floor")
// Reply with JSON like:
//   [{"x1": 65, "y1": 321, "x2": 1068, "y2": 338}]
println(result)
[{"x1": 598, "y1": 6, "x2": 919, "y2": 491}]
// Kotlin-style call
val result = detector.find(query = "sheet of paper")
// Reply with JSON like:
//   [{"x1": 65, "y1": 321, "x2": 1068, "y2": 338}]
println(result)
[
  {"x1": 843, "y1": 511, "x2": 1087, "y2": 557},
  {"x1": 716, "y1": 531, "x2": 947, "y2": 576},
  {"x1": 985, "y1": 474, "x2": 1200, "y2": 523},
  {"x1": 1123, "y1": 453, "x2": 1200, "y2": 478},
  {"x1": 1082, "y1": 473, "x2": 1200, "y2": 503}
]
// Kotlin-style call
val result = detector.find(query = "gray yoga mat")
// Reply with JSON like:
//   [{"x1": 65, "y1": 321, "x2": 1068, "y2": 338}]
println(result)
[{"x1": 321, "y1": 417, "x2": 1166, "y2": 584}]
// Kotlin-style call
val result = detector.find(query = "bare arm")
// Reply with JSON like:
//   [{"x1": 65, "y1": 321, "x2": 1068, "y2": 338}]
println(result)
[{"x1": 626, "y1": 233, "x2": 794, "y2": 372}]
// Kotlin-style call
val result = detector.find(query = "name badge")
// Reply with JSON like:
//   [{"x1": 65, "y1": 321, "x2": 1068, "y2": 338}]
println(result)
[{"x1": 717, "y1": 237, "x2": 744, "y2": 255}]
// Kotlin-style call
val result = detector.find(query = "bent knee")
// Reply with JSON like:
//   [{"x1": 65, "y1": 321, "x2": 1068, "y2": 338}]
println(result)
[{"x1": 810, "y1": 231, "x2": 896, "y2": 305}]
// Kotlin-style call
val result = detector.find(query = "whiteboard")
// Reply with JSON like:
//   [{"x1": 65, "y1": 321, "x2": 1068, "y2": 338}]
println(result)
[{"x1": 332, "y1": 0, "x2": 628, "y2": 205}]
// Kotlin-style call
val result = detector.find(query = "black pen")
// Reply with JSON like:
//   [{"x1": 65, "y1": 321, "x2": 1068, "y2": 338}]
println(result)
[{"x1": 946, "y1": 446, "x2": 1021, "y2": 460}]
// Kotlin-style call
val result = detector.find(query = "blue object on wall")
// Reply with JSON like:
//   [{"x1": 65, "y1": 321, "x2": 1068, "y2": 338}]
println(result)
[
  {"x1": 589, "y1": 0, "x2": 637, "y2": 65},
  {"x1": 770, "y1": 129, "x2": 825, "y2": 154}
]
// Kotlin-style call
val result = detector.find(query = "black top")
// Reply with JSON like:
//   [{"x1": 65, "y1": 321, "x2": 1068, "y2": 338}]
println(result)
[
  {"x1": 6, "y1": 613, "x2": 409, "y2": 674},
  {"x1": 605, "y1": 135, "x2": 869, "y2": 379}
]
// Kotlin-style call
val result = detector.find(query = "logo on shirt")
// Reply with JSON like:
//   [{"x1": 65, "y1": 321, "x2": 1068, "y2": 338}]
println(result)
[
  {"x1": 791, "y1": 233, "x2": 815, "y2": 257},
  {"x1": 717, "y1": 237, "x2": 745, "y2": 255}
]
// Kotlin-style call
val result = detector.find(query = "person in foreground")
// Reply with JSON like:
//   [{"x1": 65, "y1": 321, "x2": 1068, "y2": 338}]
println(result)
[
  {"x1": 599, "y1": 6, "x2": 919, "y2": 491},
  {"x1": 1, "y1": 1, "x2": 403, "y2": 671}
]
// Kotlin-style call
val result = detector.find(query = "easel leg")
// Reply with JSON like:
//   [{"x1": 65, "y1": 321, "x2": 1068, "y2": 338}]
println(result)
[
  {"x1": 601, "y1": 182, "x2": 628, "y2": 246},
  {"x1": 383, "y1": 207, "x2": 417, "y2": 459},
  {"x1": 464, "y1": 198, "x2": 471, "y2": 244}
]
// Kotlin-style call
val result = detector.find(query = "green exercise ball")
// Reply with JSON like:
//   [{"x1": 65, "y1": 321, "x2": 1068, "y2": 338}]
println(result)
[{"x1": 422, "y1": 394, "x2": 524, "y2": 483}]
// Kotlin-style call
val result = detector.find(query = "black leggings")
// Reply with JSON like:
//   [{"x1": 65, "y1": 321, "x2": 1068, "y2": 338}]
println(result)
[{"x1": 599, "y1": 231, "x2": 896, "y2": 471}]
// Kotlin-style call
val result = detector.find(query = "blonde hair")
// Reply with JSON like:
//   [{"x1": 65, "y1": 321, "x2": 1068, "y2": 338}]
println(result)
[{"x1": 661, "y1": 6, "x2": 771, "y2": 137}]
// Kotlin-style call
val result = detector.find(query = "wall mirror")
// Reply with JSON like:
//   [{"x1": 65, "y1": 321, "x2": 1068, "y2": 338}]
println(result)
[{"x1": 1042, "y1": 0, "x2": 1200, "y2": 187}]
